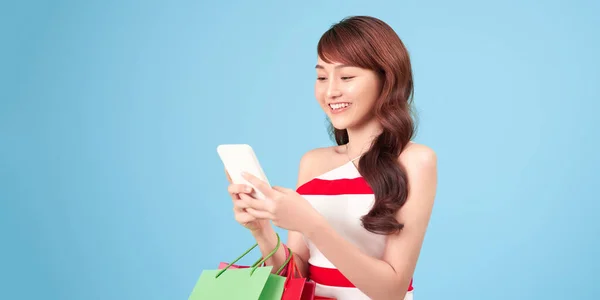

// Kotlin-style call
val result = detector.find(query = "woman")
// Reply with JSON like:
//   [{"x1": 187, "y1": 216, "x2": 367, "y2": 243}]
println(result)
[{"x1": 226, "y1": 16, "x2": 437, "y2": 300}]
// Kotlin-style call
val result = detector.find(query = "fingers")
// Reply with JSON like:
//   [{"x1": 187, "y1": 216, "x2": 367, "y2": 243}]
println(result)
[
  {"x1": 234, "y1": 211, "x2": 257, "y2": 224},
  {"x1": 246, "y1": 207, "x2": 273, "y2": 219},
  {"x1": 233, "y1": 197, "x2": 251, "y2": 210},
  {"x1": 241, "y1": 172, "x2": 277, "y2": 199},
  {"x1": 239, "y1": 193, "x2": 269, "y2": 212},
  {"x1": 233, "y1": 198, "x2": 270, "y2": 224},
  {"x1": 228, "y1": 183, "x2": 253, "y2": 196}
]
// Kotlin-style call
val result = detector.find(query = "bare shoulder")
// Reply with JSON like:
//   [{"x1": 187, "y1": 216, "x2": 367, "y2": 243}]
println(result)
[
  {"x1": 399, "y1": 142, "x2": 437, "y2": 170},
  {"x1": 397, "y1": 142, "x2": 438, "y2": 211},
  {"x1": 296, "y1": 146, "x2": 340, "y2": 187}
]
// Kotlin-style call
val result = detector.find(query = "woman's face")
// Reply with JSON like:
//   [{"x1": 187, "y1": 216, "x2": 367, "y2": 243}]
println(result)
[{"x1": 314, "y1": 56, "x2": 382, "y2": 130}]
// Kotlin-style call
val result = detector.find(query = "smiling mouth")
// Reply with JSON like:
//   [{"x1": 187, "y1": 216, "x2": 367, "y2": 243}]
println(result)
[{"x1": 328, "y1": 102, "x2": 351, "y2": 112}]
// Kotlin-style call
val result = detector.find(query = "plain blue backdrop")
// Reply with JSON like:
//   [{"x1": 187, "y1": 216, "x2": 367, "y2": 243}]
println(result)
[{"x1": 1, "y1": 0, "x2": 599, "y2": 299}]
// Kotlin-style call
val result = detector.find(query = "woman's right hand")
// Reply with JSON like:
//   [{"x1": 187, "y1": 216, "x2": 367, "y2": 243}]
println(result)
[{"x1": 225, "y1": 169, "x2": 270, "y2": 233}]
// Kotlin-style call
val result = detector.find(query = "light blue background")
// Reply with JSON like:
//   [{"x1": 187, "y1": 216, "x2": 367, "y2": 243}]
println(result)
[{"x1": 1, "y1": 0, "x2": 599, "y2": 299}]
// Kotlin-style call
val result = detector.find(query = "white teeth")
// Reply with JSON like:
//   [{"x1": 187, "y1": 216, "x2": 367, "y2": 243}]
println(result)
[{"x1": 329, "y1": 103, "x2": 350, "y2": 110}]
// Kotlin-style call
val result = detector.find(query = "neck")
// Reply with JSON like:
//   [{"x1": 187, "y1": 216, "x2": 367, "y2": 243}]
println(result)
[{"x1": 345, "y1": 118, "x2": 383, "y2": 159}]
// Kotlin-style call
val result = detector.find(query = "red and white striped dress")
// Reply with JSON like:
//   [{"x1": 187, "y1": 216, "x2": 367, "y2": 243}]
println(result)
[{"x1": 296, "y1": 157, "x2": 414, "y2": 300}]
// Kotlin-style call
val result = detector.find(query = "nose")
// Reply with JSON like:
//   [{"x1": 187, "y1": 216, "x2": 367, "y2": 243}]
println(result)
[{"x1": 326, "y1": 78, "x2": 342, "y2": 99}]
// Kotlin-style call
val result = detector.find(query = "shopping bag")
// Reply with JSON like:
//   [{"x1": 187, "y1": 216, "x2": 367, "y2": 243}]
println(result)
[
  {"x1": 215, "y1": 240, "x2": 294, "y2": 300},
  {"x1": 279, "y1": 248, "x2": 306, "y2": 300},
  {"x1": 217, "y1": 252, "x2": 291, "y2": 272},
  {"x1": 187, "y1": 233, "x2": 289, "y2": 300},
  {"x1": 280, "y1": 246, "x2": 335, "y2": 300},
  {"x1": 300, "y1": 281, "x2": 316, "y2": 300},
  {"x1": 217, "y1": 254, "x2": 263, "y2": 270},
  {"x1": 299, "y1": 281, "x2": 336, "y2": 300}
]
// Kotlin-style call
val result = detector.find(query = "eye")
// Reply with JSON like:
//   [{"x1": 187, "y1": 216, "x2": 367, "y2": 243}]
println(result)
[
  {"x1": 341, "y1": 76, "x2": 355, "y2": 80},
  {"x1": 317, "y1": 76, "x2": 327, "y2": 81}
]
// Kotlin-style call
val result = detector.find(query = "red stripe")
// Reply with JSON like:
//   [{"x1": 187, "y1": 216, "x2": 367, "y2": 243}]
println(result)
[
  {"x1": 296, "y1": 177, "x2": 373, "y2": 195},
  {"x1": 308, "y1": 264, "x2": 414, "y2": 291}
]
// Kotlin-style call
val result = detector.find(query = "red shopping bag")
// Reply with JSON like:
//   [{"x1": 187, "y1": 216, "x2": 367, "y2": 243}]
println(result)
[
  {"x1": 280, "y1": 247, "x2": 335, "y2": 300},
  {"x1": 299, "y1": 281, "x2": 335, "y2": 300},
  {"x1": 216, "y1": 243, "x2": 336, "y2": 300},
  {"x1": 280, "y1": 253, "x2": 307, "y2": 300}
]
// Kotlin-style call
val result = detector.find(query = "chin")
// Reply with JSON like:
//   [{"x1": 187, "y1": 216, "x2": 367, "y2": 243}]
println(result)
[
  {"x1": 324, "y1": 107, "x2": 362, "y2": 130},
  {"x1": 329, "y1": 118, "x2": 353, "y2": 130}
]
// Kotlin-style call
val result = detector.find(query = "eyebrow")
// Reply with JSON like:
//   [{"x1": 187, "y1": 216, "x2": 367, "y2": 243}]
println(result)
[{"x1": 315, "y1": 64, "x2": 353, "y2": 69}]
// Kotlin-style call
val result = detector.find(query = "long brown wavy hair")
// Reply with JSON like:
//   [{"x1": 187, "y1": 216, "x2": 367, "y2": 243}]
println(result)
[{"x1": 318, "y1": 16, "x2": 417, "y2": 235}]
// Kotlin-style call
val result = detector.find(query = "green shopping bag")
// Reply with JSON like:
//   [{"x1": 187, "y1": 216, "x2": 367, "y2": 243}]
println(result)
[{"x1": 188, "y1": 233, "x2": 292, "y2": 300}]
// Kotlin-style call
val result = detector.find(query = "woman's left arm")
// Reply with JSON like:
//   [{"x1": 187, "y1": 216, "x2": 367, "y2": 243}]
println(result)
[
  {"x1": 241, "y1": 145, "x2": 437, "y2": 300},
  {"x1": 307, "y1": 146, "x2": 437, "y2": 299}
]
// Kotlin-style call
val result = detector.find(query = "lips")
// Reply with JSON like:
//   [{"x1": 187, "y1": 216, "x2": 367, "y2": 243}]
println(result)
[{"x1": 328, "y1": 102, "x2": 351, "y2": 114}]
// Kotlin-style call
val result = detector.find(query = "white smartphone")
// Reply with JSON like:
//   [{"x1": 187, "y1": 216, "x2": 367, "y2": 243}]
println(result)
[{"x1": 217, "y1": 144, "x2": 271, "y2": 200}]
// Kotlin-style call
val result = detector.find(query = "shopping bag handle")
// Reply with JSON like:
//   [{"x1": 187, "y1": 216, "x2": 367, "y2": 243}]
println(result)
[
  {"x1": 284, "y1": 246, "x2": 303, "y2": 280},
  {"x1": 275, "y1": 247, "x2": 293, "y2": 275},
  {"x1": 215, "y1": 233, "x2": 282, "y2": 278},
  {"x1": 247, "y1": 241, "x2": 293, "y2": 270},
  {"x1": 250, "y1": 235, "x2": 293, "y2": 276}
]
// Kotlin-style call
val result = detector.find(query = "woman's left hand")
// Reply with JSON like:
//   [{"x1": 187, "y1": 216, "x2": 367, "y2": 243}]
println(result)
[{"x1": 237, "y1": 172, "x2": 323, "y2": 234}]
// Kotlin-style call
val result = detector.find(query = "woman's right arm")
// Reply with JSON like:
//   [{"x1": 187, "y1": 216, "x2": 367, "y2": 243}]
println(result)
[
  {"x1": 237, "y1": 150, "x2": 319, "y2": 276},
  {"x1": 249, "y1": 226, "x2": 310, "y2": 276}
]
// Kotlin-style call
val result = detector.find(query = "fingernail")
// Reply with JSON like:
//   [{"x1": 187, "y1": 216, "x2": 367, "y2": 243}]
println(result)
[{"x1": 245, "y1": 186, "x2": 252, "y2": 192}]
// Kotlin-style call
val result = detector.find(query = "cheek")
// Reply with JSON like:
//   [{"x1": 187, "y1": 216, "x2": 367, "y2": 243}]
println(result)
[
  {"x1": 344, "y1": 82, "x2": 363, "y2": 103},
  {"x1": 349, "y1": 83, "x2": 378, "y2": 110}
]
